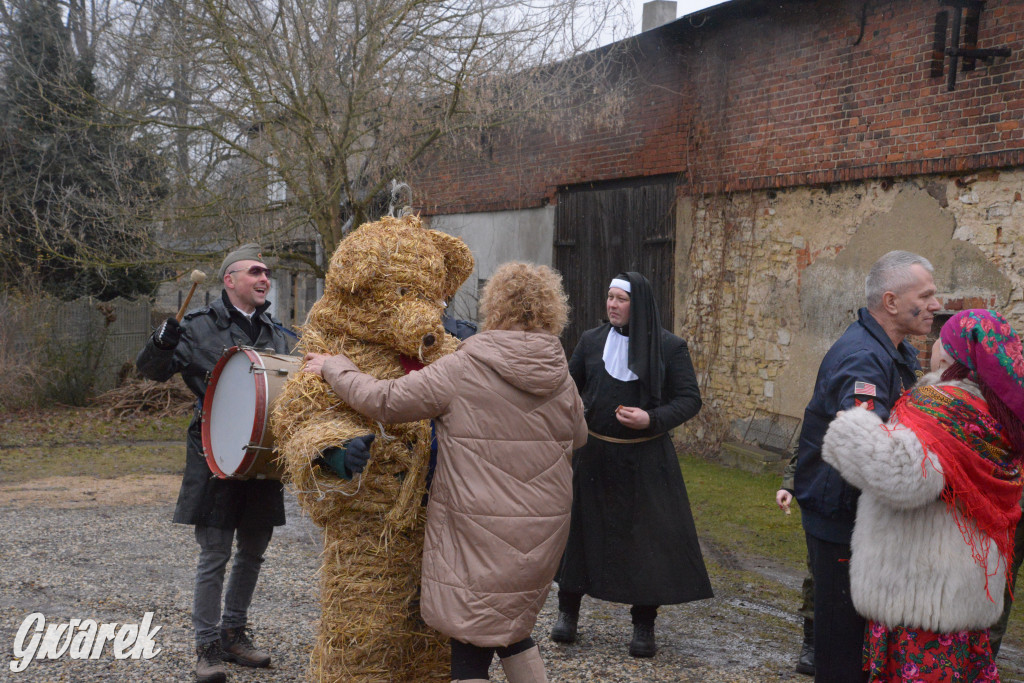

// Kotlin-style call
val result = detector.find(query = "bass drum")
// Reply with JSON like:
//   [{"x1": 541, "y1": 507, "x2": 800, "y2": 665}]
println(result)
[{"x1": 201, "y1": 346, "x2": 301, "y2": 480}]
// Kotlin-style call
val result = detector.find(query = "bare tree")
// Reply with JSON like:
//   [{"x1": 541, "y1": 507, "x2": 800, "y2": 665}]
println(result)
[
  {"x1": 120, "y1": 0, "x2": 633, "y2": 274},
  {"x1": 0, "y1": 0, "x2": 168, "y2": 299}
]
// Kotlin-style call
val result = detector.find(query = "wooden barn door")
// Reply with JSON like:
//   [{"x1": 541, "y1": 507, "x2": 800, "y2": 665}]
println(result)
[{"x1": 554, "y1": 175, "x2": 677, "y2": 353}]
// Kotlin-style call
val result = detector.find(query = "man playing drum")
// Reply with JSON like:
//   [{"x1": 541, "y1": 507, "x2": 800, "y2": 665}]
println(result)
[{"x1": 136, "y1": 244, "x2": 294, "y2": 683}]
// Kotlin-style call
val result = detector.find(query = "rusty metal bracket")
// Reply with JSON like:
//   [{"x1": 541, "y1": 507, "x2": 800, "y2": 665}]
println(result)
[{"x1": 933, "y1": 0, "x2": 1011, "y2": 91}]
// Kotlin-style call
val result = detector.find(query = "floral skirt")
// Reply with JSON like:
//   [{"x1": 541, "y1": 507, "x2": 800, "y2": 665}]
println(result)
[{"x1": 864, "y1": 620, "x2": 999, "y2": 682}]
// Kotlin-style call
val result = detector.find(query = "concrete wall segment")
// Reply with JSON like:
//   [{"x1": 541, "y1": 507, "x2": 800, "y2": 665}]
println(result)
[{"x1": 425, "y1": 207, "x2": 556, "y2": 323}]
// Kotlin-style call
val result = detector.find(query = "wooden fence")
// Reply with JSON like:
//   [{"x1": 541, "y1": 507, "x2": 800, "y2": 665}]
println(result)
[{"x1": 1, "y1": 294, "x2": 151, "y2": 398}]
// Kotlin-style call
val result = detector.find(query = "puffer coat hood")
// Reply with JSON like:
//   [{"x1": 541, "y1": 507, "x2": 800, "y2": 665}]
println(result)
[
  {"x1": 322, "y1": 329, "x2": 588, "y2": 646},
  {"x1": 460, "y1": 330, "x2": 569, "y2": 396}
]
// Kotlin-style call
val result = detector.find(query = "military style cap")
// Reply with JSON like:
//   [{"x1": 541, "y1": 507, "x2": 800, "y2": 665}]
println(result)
[{"x1": 219, "y1": 243, "x2": 266, "y2": 280}]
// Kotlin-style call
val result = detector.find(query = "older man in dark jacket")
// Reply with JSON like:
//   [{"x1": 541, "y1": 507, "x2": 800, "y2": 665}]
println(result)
[
  {"x1": 137, "y1": 244, "x2": 293, "y2": 683},
  {"x1": 794, "y1": 250, "x2": 940, "y2": 682}
]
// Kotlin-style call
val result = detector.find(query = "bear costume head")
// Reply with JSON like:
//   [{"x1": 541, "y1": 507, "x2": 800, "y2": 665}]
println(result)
[{"x1": 307, "y1": 216, "x2": 473, "y2": 362}]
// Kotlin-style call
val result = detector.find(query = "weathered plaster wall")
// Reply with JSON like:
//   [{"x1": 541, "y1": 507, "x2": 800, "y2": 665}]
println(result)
[
  {"x1": 426, "y1": 207, "x2": 555, "y2": 322},
  {"x1": 415, "y1": 168, "x2": 1024, "y2": 450},
  {"x1": 680, "y1": 171, "x2": 1020, "y2": 438}
]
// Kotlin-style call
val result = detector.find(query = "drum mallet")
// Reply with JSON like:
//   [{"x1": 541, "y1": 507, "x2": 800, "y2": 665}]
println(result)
[{"x1": 176, "y1": 270, "x2": 207, "y2": 322}]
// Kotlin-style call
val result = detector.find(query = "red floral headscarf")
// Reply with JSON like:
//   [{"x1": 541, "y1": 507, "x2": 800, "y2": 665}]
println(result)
[{"x1": 940, "y1": 309, "x2": 1024, "y2": 423}]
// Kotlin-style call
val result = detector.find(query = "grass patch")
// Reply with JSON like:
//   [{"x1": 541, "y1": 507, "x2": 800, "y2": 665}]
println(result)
[
  {"x1": 0, "y1": 407, "x2": 189, "y2": 448},
  {"x1": 680, "y1": 453, "x2": 806, "y2": 571},
  {"x1": 679, "y1": 452, "x2": 1024, "y2": 671},
  {"x1": 0, "y1": 444, "x2": 184, "y2": 484},
  {"x1": 0, "y1": 406, "x2": 188, "y2": 484}
]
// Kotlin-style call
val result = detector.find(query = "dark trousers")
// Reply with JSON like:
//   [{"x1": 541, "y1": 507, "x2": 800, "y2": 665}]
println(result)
[
  {"x1": 806, "y1": 532, "x2": 867, "y2": 683},
  {"x1": 557, "y1": 590, "x2": 658, "y2": 625},
  {"x1": 450, "y1": 636, "x2": 535, "y2": 679},
  {"x1": 193, "y1": 524, "x2": 273, "y2": 646}
]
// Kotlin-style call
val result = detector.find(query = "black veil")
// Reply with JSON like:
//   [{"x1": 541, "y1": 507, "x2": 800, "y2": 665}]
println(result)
[{"x1": 616, "y1": 271, "x2": 665, "y2": 403}]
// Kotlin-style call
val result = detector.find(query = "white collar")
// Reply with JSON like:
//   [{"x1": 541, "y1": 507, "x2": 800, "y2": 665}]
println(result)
[
  {"x1": 231, "y1": 303, "x2": 255, "y2": 320},
  {"x1": 602, "y1": 327, "x2": 638, "y2": 382}
]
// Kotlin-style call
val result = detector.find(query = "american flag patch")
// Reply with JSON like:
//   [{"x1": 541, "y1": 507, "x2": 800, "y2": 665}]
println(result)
[{"x1": 854, "y1": 381, "x2": 877, "y2": 397}]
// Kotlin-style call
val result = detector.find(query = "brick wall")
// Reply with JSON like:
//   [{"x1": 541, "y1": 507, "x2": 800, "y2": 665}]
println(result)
[{"x1": 411, "y1": 0, "x2": 1024, "y2": 215}]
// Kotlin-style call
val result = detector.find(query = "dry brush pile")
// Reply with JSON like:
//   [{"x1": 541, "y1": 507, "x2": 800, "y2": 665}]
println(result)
[{"x1": 91, "y1": 375, "x2": 194, "y2": 418}]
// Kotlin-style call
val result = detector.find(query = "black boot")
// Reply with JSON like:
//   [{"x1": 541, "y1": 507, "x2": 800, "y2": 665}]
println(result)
[
  {"x1": 550, "y1": 611, "x2": 578, "y2": 644},
  {"x1": 795, "y1": 617, "x2": 814, "y2": 676},
  {"x1": 629, "y1": 622, "x2": 656, "y2": 658}
]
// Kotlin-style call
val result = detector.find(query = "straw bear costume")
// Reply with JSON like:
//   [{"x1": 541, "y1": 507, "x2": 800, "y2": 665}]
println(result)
[{"x1": 272, "y1": 215, "x2": 474, "y2": 682}]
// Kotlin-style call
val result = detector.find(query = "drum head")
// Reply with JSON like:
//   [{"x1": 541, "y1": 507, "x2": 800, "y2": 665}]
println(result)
[{"x1": 203, "y1": 348, "x2": 265, "y2": 478}]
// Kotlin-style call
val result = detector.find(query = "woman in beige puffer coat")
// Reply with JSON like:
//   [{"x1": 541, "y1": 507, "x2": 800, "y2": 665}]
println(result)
[{"x1": 304, "y1": 262, "x2": 587, "y2": 683}]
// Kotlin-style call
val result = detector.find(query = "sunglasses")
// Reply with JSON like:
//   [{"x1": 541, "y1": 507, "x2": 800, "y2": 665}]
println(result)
[{"x1": 229, "y1": 265, "x2": 272, "y2": 278}]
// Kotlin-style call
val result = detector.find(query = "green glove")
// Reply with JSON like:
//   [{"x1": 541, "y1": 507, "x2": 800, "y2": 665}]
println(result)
[{"x1": 317, "y1": 434, "x2": 375, "y2": 479}]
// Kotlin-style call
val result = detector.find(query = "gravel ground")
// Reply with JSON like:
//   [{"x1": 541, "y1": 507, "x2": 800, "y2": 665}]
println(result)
[{"x1": 1, "y1": 476, "x2": 1022, "y2": 682}]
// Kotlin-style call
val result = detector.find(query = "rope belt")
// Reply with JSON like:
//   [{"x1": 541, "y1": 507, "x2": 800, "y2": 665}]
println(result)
[{"x1": 587, "y1": 430, "x2": 665, "y2": 444}]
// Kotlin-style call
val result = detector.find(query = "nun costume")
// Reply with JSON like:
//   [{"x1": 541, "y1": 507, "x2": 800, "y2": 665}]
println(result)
[{"x1": 553, "y1": 272, "x2": 713, "y2": 657}]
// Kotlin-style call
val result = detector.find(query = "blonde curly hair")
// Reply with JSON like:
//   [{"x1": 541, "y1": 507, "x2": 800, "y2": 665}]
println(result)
[{"x1": 480, "y1": 262, "x2": 569, "y2": 336}]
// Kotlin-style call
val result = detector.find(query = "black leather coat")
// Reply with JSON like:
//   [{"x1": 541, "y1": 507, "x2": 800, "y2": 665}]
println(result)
[{"x1": 136, "y1": 293, "x2": 294, "y2": 529}]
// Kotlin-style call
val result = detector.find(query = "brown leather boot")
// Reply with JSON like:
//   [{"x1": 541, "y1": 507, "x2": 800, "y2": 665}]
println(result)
[
  {"x1": 221, "y1": 626, "x2": 271, "y2": 668},
  {"x1": 195, "y1": 640, "x2": 227, "y2": 683}
]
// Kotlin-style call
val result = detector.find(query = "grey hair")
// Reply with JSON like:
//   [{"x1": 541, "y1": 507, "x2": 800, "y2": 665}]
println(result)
[{"x1": 865, "y1": 250, "x2": 934, "y2": 309}]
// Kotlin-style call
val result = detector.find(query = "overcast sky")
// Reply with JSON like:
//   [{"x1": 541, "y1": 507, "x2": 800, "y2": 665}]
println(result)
[{"x1": 630, "y1": 0, "x2": 729, "y2": 32}]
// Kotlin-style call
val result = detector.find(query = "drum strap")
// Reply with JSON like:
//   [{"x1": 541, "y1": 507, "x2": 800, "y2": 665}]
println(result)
[{"x1": 274, "y1": 322, "x2": 300, "y2": 339}]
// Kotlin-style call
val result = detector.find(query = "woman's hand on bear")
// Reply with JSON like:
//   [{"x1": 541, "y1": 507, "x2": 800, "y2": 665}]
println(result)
[{"x1": 302, "y1": 352, "x2": 332, "y2": 378}]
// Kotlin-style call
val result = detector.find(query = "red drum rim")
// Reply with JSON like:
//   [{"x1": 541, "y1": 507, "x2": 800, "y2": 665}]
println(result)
[{"x1": 201, "y1": 346, "x2": 269, "y2": 479}]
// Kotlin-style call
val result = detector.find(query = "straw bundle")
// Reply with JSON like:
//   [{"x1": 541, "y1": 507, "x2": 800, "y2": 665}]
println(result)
[{"x1": 272, "y1": 215, "x2": 474, "y2": 683}]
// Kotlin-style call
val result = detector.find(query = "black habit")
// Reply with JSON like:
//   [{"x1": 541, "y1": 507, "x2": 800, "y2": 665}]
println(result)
[{"x1": 556, "y1": 322, "x2": 713, "y2": 605}]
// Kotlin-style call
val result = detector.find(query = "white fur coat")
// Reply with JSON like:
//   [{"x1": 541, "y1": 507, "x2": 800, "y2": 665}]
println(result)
[{"x1": 821, "y1": 372, "x2": 1008, "y2": 632}]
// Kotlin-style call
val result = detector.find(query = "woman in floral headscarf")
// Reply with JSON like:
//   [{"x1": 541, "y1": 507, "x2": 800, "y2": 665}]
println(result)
[{"x1": 822, "y1": 309, "x2": 1024, "y2": 682}]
